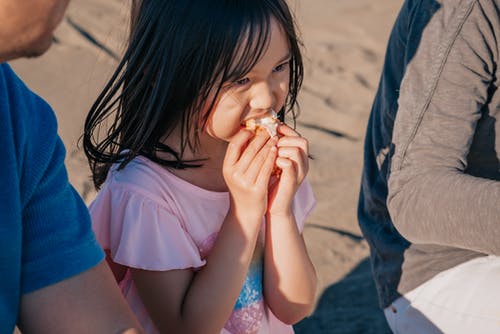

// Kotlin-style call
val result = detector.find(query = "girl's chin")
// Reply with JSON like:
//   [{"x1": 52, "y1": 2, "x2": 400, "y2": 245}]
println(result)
[
  {"x1": 203, "y1": 132, "x2": 234, "y2": 144},
  {"x1": 204, "y1": 128, "x2": 241, "y2": 142}
]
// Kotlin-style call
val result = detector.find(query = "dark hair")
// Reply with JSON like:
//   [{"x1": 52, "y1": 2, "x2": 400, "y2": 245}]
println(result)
[{"x1": 83, "y1": 0, "x2": 304, "y2": 189}]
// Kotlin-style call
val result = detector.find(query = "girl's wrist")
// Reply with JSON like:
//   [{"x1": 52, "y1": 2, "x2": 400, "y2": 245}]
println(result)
[
  {"x1": 227, "y1": 206, "x2": 264, "y2": 232},
  {"x1": 266, "y1": 209, "x2": 294, "y2": 221}
]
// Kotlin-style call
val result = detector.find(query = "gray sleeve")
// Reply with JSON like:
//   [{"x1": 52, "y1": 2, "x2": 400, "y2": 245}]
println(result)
[{"x1": 387, "y1": 0, "x2": 500, "y2": 255}]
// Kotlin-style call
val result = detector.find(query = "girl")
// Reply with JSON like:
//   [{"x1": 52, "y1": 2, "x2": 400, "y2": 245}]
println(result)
[{"x1": 83, "y1": 1, "x2": 317, "y2": 333}]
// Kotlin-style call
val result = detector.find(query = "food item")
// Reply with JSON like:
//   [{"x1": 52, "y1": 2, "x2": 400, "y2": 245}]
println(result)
[
  {"x1": 244, "y1": 110, "x2": 279, "y2": 137},
  {"x1": 244, "y1": 110, "x2": 282, "y2": 177}
]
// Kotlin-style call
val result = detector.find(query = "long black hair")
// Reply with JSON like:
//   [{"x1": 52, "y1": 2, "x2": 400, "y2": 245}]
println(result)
[{"x1": 83, "y1": 0, "x2": 304, "y2": 189}]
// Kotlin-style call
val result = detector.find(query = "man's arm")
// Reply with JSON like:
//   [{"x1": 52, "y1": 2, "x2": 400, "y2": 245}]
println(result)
[
  {"x1": 8, "y1": 68, "x2": 142, "y2": 332},
  {"x1": 18, "y1": 261, "x2": 142, "y2": 333},
  {"x1": 387, "y1": 0, "x2": 500, "y2": 254}
]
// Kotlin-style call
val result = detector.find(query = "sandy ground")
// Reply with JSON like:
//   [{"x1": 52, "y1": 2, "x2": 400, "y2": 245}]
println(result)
[{"x1": 11, "y1": 0, "x2": 402, "y2": 332}]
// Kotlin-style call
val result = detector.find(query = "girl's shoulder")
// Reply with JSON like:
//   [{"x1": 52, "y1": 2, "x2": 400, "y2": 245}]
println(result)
[
  {"x1": 89, "y1": 156, "x2": 207, "y2": 272},
  {"x1": 103, "y1": 155, "x2": 227, "y2": 206},
  {"x1": 104, "y1": 155, "x2": 173, "y2": 205}
]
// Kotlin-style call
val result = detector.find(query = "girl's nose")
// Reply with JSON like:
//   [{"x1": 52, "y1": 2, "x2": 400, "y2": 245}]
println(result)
[{"x1": 249, "y1": 81, "x2": 276, "y2": 111}]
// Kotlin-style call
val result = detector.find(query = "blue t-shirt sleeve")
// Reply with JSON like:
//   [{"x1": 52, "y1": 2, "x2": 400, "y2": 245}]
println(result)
[
  {"x1": 3, "y1": 65, "x2": 105, "y2": 294},
  {"x1": 21, "y1": 137, "x2": 104, "y2": 293}
]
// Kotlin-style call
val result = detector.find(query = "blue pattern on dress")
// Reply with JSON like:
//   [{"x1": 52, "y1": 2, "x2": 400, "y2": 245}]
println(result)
[{"x1": 234, "y1": 256, "x2": 263, "y2": 310}]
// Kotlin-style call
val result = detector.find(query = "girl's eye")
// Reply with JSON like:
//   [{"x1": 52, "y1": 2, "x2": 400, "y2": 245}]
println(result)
[
  {"x1": 273, "y1": 61, "x2": 290, "y2": 73},
  {"x1": 234, "y1": 77, "x2": 250, "y2": 86}
]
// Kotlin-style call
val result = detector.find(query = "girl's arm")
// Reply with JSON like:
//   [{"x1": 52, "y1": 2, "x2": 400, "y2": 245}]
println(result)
[
  {"x1": 264, "y1": 125, "x2": 317, "y2": 324},
  {"x1": 264, "y1": 213, "x2": 317, "y2": 324},
  {"x1": 131, "y1": 130, "x2": 277, "y2": 334},
  {"x1": 132, "y1": 212, "x2": 259, "y2": 333}
]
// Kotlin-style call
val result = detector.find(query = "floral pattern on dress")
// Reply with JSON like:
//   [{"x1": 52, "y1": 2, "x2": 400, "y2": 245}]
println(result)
[
  {"x1": 200, "y1": 233, "x2": 265, "y2": 334},
  {"x1": 225, "y1": 252, "x2": 264, "y2": 334}
]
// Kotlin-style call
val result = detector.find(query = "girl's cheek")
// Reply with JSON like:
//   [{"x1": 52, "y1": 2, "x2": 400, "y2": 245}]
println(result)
[
  {"x1": 203, "y1": 119, "x2": 239, "y2": 142},
  {"x1": 225, "y1": 124, "x2": 244, "y2": 141}
]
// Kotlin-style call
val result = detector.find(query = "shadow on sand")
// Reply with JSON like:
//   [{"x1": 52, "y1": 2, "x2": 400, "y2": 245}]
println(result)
[{"x1": 294, "y1": 257, "x2": 391, "y2": 334}]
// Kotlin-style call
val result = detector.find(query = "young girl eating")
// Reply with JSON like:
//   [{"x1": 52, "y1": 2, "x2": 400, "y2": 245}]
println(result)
[{"x1": 84, "y1": 1, "x2": 317, "y2": 333}]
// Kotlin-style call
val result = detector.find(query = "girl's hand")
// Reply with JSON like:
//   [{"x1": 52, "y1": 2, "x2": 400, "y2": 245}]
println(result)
[
  {"x1": 268, "y1": 124, "x2": 309, "y2": 216},
  {"x1": 223, "y1": 129, "x2": 278, "y2": 222}
]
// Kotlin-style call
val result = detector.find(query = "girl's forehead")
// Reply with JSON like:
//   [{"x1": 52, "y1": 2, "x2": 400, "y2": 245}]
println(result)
[{"x1": 232, "y1": 18, "x2": 289, "y2": 66}]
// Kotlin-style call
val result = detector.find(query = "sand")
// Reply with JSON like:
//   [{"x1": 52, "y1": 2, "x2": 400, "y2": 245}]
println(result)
[{"x1": 11, "y1": 0, "x2": 402, "y2": 332}]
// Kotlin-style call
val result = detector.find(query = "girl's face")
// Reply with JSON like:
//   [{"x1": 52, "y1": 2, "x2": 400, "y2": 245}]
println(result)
[{"x1": 203, "y1": 18, "x2": 291, "y2": 143}]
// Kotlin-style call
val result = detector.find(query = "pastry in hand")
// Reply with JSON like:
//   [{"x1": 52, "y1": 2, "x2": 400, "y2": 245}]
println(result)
[
  {"x1": 244, "y1": 110, "x2": 282, "y2": 177},
  {"x1": 244, "y1": 109, "x2": 279, "y2": 137}
]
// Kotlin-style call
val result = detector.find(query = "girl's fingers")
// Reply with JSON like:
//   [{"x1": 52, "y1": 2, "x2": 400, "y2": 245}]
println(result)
[
  {"x1": 256, "y1": 144, "x2": 278, "y2": 187},
  {"x1": 277, "y1": 146, "x2": 308, "y2": 182},
  {"x1": 277, "y1": 123, "x2": 301, "y2": 137},
  {"x1": 275, "y1": 156, "x2": 294, "y2": 169},
  {"x1": 276, "y1": 131, "x2": 309, "y2": 182},
  {"x1": 236, "y1": 131, "x2": 271, "y2": 172},
  {"x1": 224, "y1": 130, "x2": 254, "y2": 167},
  {"x1": 274, "y1": 156, "x2": 298, "y2": 187},
  {"x1": 245, "y1": 136, "x2": 278, "y2": 181},
  {"x1": 277, "y1": 136, "x2": 309, "y2": 157}
]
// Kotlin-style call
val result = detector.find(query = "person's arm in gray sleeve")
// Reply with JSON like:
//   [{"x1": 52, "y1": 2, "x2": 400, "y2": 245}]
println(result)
[{"x1": 387, "y1": 0, "x2": 500, "y2": 255}]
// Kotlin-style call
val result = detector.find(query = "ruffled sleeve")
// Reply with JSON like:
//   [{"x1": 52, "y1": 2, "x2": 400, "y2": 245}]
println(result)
[
  {"x1": 90, "y1": 185, "x2": 205, "y2": 271},
  {"x1": 292, "y1": 179, "x2": 316, "y2": 232}
]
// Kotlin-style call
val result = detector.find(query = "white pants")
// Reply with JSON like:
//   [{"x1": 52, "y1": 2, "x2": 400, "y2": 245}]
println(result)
[{"x1": 384, "y1": 255, "x2": 500, "y2": 334}]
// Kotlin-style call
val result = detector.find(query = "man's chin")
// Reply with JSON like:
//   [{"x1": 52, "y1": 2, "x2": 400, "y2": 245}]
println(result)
[
  {"x1": 23, "y1": 49, "x2": 49, "y2": 59},
  {"x1": 24, "y1": 38, "x2": 53, "y2": 58},
  {"x1": 0, "y1": 38, "x2": 53, "y2": 62}
]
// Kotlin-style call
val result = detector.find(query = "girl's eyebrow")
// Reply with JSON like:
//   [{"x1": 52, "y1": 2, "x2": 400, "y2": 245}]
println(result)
[{"x1": 277, "y1": 53, "x2": 292, "y2": 64}]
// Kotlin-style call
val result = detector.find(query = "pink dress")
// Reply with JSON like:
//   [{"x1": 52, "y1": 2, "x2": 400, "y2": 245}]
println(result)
[{"x1": 89, "y1": 156, "x2": 316, "y2": 334}]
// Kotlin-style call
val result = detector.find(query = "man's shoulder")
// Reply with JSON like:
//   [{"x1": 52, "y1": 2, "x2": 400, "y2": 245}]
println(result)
[
  {"x1": 0, "y1": 63, "x2": 27, "y2": 95},
  {"x1": 0, "y1": 63, "x2": 57, "y2": 145},
  {"x1": 0, "y1": 62, "x2": 52, "y2": 116}
]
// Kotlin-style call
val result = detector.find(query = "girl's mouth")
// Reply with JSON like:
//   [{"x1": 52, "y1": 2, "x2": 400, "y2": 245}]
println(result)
[{"x1": 243, "y1": 109, "x2": 279, "y2": 137}]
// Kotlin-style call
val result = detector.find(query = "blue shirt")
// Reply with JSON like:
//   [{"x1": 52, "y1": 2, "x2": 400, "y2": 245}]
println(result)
[{"x1": 0, "y1": 63, "x2": 104, "y2": 332}]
